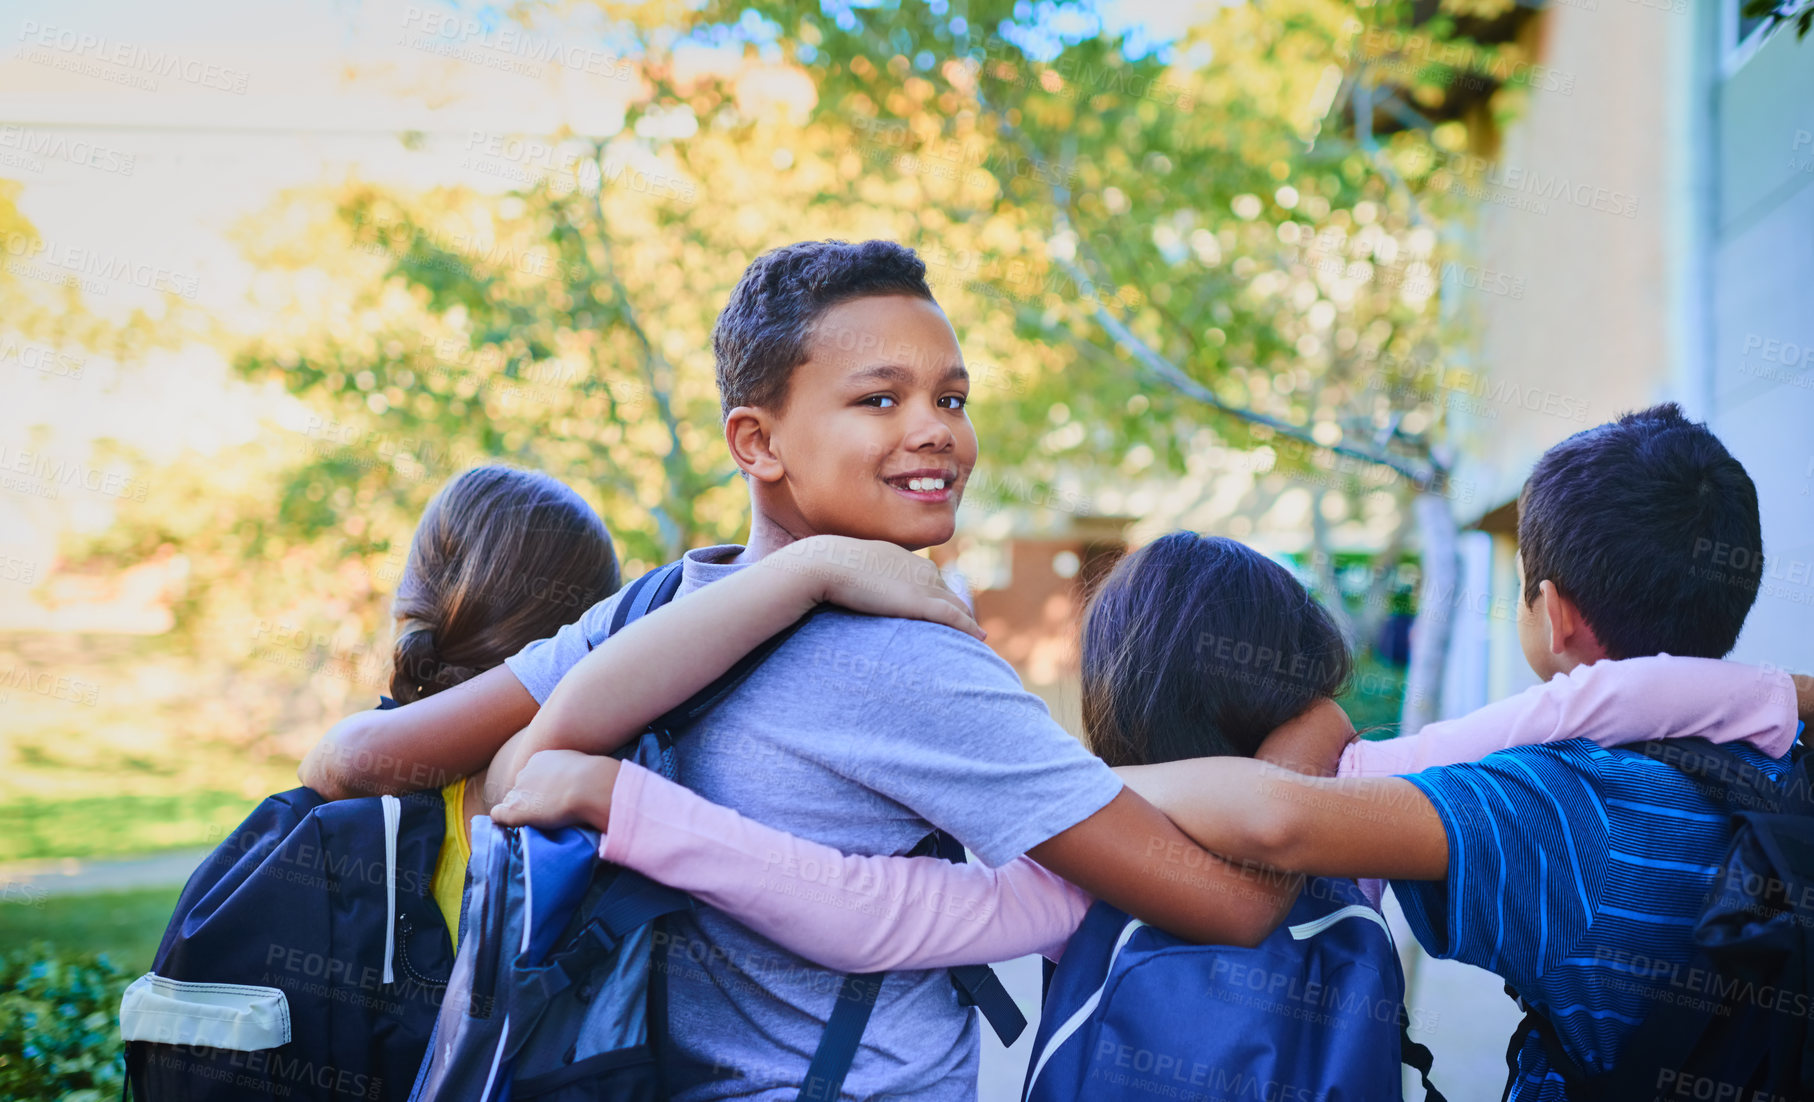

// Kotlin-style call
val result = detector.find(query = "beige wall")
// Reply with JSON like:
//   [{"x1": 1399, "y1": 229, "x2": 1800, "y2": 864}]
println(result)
[{"x1": 1448, "y1": 2, "x2": 1687, "y2": 518}]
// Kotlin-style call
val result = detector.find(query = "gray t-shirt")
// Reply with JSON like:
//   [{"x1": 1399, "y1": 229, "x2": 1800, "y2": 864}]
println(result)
[{"x1": 505, "y1": 545, "x2": 1122, "y2": 1101}]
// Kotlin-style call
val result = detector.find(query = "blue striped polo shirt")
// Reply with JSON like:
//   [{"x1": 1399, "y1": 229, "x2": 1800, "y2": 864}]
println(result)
[{"x1": 1389, "y1": 738, "x2": 1789, "y2": 1101}]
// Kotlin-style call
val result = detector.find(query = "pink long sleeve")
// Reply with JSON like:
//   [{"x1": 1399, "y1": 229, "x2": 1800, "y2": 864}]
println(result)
[
  {"x1": 598, "y1": 762, "x2": 1089, "y2": 971},
  {"x1": 1339, "y1": 655, "x2": 1796, "y2": 779}
]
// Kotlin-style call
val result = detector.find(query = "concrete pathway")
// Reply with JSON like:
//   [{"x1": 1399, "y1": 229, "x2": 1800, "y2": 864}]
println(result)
[{"x1": 0, "y1": 847, "x2": 211, "y2": 901}]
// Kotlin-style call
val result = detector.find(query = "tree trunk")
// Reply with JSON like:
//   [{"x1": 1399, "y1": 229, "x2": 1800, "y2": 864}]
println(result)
[
  {"x1": 1308, "y1": 487, "x2": 1357, "y2": 647},
  {"x1": 1400, "y1": 491, "x2": 1459, "y2": 736}
]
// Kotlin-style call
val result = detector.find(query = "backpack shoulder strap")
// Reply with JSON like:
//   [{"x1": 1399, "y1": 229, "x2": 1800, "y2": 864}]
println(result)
[
  {"x1": 1400, "y1": 1005, "x2": 1447, "y2": 1102},
  {"x1": 1630, "y1": 737, "x2": 1783, "y2": 815},
  {"x1": 798, "y1": 972, "x2": 884, "y2": 1102},
  {"x1": 595, "y1": 559, "x2": 815, "y2": 740},
  {"x1": 600, "y1": 561, "x2": 687, "y2": 643},
  {"x1": 1502, "y1": 984, "x2": 1598, "y2": 1101},
  {"x1": 651, "y1": 608, "x2": 822, "y2": 735},
  {"x1": 910, "y1": 831, "x2": 1030, "y2": 1047}
]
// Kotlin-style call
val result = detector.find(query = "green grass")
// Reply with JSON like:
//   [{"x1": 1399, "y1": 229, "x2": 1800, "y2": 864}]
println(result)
[
  {"x1": 0, "y1": 887, "x2": 181, "y2": 974},
  {"x1": 0, "y1": 792, "x2": 268, "y2": 863}
]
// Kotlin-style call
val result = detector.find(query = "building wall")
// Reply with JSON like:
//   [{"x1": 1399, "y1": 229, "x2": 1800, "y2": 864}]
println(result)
[
  {"x1": 1706, "y1": 22, "x2": 1814, "y2": 670},
  {"x1": 1447, "y1": 0, "x2": 1687, "y2": 519},
  {"x1": 1444, "y1": 1, "x2": 1814, "y2": 702}
]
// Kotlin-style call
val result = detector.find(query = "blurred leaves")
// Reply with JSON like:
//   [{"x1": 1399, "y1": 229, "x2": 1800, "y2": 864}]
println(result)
[
  {"x1": 0, "y1": 943, "x2": 129, "y2": 1101},
  {"x1": 12, "y1": 0, "x2": 1512, "y2": 749}
]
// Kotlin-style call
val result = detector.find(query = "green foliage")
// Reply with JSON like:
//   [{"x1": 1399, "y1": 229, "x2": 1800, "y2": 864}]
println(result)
[
  {"x1": 0, "y1": 943, "x2": 130, "y2": 1101},
  {"x1": 1740, "y1": 0, "x2": 1814, "y2": 40},
  {"x1": 1340, "y1": 650, "x2": 1410, "y2": 737},
  {"x1": 0, "y1": 793, "x2": 259, "y2": 863}
]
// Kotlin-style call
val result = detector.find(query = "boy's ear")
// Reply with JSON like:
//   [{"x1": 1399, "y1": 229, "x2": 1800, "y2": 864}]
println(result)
[
  {"x1": 724, "y1": 406, "x2": 785, "y2": 483},
  {"x1": 1538, "y1": 580, "x2": 1572, "y2": 655},
  {"x1": 1539, "y1": 580, "x2": 1607, "y2": 660}
]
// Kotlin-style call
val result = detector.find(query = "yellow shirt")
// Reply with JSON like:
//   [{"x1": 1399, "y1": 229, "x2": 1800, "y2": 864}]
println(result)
[{"x1": 430, "y1": 777, "x2": 470, "y2": 949}]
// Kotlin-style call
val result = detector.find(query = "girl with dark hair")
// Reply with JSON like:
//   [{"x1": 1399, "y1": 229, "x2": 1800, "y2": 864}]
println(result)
[{"x1": 1079, "y1": 532, "x2": 1351, "y2": 769}]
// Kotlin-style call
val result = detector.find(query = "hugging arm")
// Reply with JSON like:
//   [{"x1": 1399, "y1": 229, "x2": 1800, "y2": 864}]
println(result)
[
  {"x1": 1024, "y1": 699, "x2": 1353, "y2": 947},
  {"x1": 299, "y1": 665, "x2": 538, "y2": 799},
  {"x1": 1343, "y1": 654, "x2": 1804, "y2": 778},
  {"x1": 300, "y1": 536, "x2": 976, "y2": 802},
  {"x1": 501, "y1": 755, "x2": 1089, "y2": 970},
  {"x1": 1116, "y1": 758, "x2": 1448, "y2": 880},
  {"x1": 485, "y1": 538, "x2": 981, "y2": 793}
]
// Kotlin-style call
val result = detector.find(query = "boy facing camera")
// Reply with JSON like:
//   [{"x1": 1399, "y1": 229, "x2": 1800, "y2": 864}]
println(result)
[{"x1": 301, "y1": 240, "x2": 1344, "y2": 1100}]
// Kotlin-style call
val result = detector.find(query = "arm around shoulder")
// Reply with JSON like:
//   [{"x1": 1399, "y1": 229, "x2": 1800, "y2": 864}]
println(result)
[{"x1": 298, "y1": 663, "x2": 540, "y2": 799}]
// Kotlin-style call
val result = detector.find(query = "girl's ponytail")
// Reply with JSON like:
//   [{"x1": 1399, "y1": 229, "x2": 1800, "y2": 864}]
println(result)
[{"x1": 390, "y1": 622, "x2": 480, "y2": 704}]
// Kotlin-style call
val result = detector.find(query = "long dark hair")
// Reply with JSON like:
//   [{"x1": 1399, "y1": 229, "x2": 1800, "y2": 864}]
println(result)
[
  {"x1": 389, "y1": 466, "x2": 620, "y2": 704},
  {"x1": 1081, "y1": 532, "x2": 1352, "y2": 767}
]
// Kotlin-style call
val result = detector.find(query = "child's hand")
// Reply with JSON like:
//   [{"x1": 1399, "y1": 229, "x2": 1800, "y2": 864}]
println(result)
[
  {"x1": 490, "y1": 750, "x2": 620, "y2": 831},
  {"x1": 766, "y1": 535, "x2": 985, "y2": 640}
]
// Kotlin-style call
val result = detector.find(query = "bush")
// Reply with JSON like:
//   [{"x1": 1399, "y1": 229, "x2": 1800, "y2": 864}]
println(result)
[{"x1": 0, "y1": 943, "x2": 128, "y2": 1101}]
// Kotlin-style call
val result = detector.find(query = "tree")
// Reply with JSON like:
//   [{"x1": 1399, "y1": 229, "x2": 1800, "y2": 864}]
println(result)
[
  {"x1": 703, "y1": 0, "x2": 1515, "y2": 732},
  {"x1": 218, "y1": 0, "x2": 1528, "y2": 732}
]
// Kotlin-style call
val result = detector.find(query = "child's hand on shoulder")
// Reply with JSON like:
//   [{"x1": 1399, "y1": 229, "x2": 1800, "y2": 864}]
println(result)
[
  {"x1": 765, "y1": 535, "x2": 986, "y2": 640},
  {"x1": 490, "y1": 750, "x2": 620, "y2": 831}
]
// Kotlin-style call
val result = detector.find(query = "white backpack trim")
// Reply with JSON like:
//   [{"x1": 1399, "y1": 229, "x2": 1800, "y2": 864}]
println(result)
[
  {"x1": 1287, "y1": 904, "x2": 1390, "y2": 941},
  {"x1": 1022, "y1": 916, "x2": 1147, "y2": 1101},
  {"x1": 381, "y1": 794, "x2": 401, "y2": 985},
  {"x1": 118, "y1": 974, "x2": 291, "y2": 1051}
]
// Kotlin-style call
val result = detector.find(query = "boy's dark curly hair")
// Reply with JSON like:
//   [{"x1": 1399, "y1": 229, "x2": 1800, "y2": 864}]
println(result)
[{"x1": 711, "y1": 240, "x2": 935, "y2": 418}]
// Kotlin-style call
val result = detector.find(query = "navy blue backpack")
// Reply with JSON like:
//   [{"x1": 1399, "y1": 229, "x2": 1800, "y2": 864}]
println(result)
[
  {"x1": 1505, "y1": 736, "x2": 1814, "y2": 1101},
  {"x1": 408, "y1": 561, "x2": 1027, "y2": 1101},
  {"x1": 120, "y1": 771, "x2": 454, "y2": 1100},
  {"x1": 1023, "y1": 875, "x2": 1445, "y2": 1102}
]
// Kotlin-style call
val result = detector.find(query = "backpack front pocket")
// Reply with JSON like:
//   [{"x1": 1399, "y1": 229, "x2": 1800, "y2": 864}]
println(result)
[{"x1": 119, "y1": 973, "x2": 292, "y2": 1051}]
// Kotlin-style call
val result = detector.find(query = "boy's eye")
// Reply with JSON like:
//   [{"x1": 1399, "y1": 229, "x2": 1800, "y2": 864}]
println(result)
[
  {"x1": 860, "y1": 394, "x2": 898, "y2": 408},
  {"x1": 939, "y1": 394, "x2": 968, "y2": 410}
]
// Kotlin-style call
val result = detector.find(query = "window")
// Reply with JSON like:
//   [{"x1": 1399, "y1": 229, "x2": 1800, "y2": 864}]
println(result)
[{"x1": 1723, "y1": 0, "x2": 1779, "y2": 76}]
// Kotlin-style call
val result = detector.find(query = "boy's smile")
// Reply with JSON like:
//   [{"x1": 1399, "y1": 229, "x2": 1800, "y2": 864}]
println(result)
[{"x1": 736, "y1": 294, "x2": 977, "y2": 552}]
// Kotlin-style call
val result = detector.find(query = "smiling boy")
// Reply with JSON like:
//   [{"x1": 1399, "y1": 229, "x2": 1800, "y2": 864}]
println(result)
[{"x1": 300, "y1": 240, "x2": 1338, "y2": 1101}]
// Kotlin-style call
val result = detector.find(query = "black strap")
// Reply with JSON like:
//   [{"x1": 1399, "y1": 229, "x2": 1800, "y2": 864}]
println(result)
[
  {"x1": 1631, "y1": 737, "x2": 1782, "y2": 816},
  {"x1": 1398, "y1": 1005, "x2": 1447, "y2": 1102},
  {"x1": 949, "y1": 964, "x2": 1027, "y2": 1047},
  {"x1": 601, "y1": 561, "x2": 686, "y2": 643},
  {"x1": 651, "y1": 609, "x2": 822, "y2": 734},
  {"x1": 551, "y1": 871, "x2": 695, "y2": 983},
  {"x1": 909, "y1": 831, "x2": 1029, "y2": 1046},
  {"x1": 798, "y1": 972, "x2": 884, "y2": 1102},
  {"x1": 1504, "y1": 983, "x2": 1600, "y2": 1096}
]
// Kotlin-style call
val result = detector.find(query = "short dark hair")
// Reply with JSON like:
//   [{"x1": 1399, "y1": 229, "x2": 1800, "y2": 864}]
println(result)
[
  {"x1": 711, "y1": 240, "x2": 935, "y2": 417},
  {"x1": 1081, "y1": 533, "x2": 1352, "y2": 768},
  {"x1": 1518, "y1": 402, "x2": 1761, "y2": 659}
]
